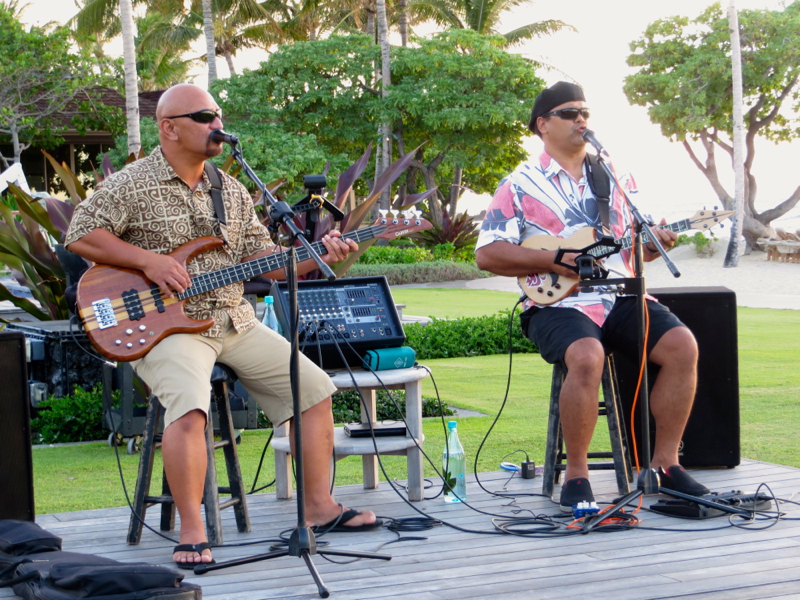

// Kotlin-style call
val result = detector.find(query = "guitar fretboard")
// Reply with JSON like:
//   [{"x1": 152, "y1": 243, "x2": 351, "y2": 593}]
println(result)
[
  {"x1": 617, "y1": 219, "x2": 692, "y2": 251},
  {"x1": 178, "y1": 225, "x2": 384, "y2": 300}
]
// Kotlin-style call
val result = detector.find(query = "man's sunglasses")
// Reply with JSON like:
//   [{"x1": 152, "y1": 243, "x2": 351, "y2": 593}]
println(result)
[
  {"x1": 163, "y1": 109, "x2": 222, "y2": 124},
  {"x1": 543, "y1": 107, "x2": 590, "y2": 121}
]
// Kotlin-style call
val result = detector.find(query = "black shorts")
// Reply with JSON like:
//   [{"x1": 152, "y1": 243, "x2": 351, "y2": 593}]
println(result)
[{"x1": 521, "y1": 297, "x2": 685, "y2": 365}]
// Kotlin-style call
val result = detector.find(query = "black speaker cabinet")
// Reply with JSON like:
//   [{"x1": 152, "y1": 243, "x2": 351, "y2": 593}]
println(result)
[
  {"x1": 0, "y1": 331, "x2": 35, "y2": 520},
  {"x1": 614, "y1": 286, "x2": 740, "y2": 468}
]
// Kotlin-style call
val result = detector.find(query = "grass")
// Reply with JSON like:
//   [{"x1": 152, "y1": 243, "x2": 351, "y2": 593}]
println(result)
[
  {"x1": 390, "y1": 288, "x2": 520, "y2": 318},
  {"x1": 30, "y1": 291, "x2": 800, "y2": 515}
]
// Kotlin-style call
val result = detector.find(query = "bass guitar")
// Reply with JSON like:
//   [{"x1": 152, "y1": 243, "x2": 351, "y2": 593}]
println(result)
[
  {"x1": 77, "y1": 214, "x2": 431, "y2": 361},
  {"x1": 519, "y1": 209, "x2": 733, "y2": 305}
]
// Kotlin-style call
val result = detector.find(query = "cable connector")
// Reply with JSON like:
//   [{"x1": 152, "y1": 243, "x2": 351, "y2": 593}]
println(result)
[{"x1": 573, "y1": 501, "x2": 600, "y2": 519}]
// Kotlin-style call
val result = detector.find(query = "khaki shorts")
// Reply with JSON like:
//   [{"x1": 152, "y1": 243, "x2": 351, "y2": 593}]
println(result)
[{"x1": 131, "y1": 315, "x2": 336, "y2": 429}]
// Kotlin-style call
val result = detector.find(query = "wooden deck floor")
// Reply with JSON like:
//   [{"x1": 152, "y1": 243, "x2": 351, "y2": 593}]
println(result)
[{"x1": 4, "y1": 459, "x2": 800, "y2": 600}]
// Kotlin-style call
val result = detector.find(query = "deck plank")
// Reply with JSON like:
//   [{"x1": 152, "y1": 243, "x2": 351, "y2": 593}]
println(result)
[{"x1": 2, "y1": 458, "x2": 800, "y2": 599}]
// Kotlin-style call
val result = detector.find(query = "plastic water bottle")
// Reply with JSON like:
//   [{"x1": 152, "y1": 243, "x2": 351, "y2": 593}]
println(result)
[
  {"x1": 442, "y1": 421, "x2": 467, "y2": 503},
  {"x1": 262, "y1": 295, "x2": 282, "y2": 335}
]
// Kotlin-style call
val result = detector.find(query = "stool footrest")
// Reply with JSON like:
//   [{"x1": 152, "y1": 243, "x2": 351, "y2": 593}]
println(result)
[
  {"x1": 218, "y1": 498, "x2": 240, "y2": 510},
  {"x1": 144, "y1": 495, "x2": 175, "y2": 504}
]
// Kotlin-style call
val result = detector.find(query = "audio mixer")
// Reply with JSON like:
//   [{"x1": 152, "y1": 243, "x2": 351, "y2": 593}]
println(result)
[{"x1": 270, "y1": 276, "x2": 405, "y2": 368}]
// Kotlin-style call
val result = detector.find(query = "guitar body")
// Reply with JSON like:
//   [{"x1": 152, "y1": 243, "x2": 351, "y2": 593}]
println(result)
[
  {"x1": 76, "y1": 237, "x2": 222, "y2": 362},
  {"x1": 74, "y1": 213, "x2": 433, "y2": 361},
  {"x1": 517, "y1": 209, "x2": 734, "y2": 306},
  {"x1": 517, "y1": 227, "x2": 597, "y2": 306}
]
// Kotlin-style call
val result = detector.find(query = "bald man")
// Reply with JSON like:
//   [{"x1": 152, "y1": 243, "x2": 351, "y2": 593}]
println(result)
[{"x1": 67, "y1": 84, "x2": 379, "y2": 568}]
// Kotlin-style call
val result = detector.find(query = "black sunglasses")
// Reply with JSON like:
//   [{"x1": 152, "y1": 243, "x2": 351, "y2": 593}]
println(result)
[
  {"x1": 543, "y1": 107, "x2": 590, "y2": 121},
  {"x1": 164, "y1": 109, "x2": 222, "y2": 124}
]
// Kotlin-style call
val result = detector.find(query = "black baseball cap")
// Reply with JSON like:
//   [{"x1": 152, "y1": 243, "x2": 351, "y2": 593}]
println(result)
[{"x1": 529, "y1": 81, "x2": 586, "y2": 135}]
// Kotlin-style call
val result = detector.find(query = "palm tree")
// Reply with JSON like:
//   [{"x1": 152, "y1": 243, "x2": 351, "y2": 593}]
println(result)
[
  {"x1": 135, "y1": 12, "x2": 199, "y2": 91},
  {"x1": 408, "y1": 0, "x2": 574, "y2": 46},
  {"x1": 142, "y1": 0, "x2": 281, "y2": 76},
  {"x1": 202, "y1": 0, "x2": 218, "y2": 84},
  {"x1": 75, "y1": 0, "x2": 142, "y2": 155}
]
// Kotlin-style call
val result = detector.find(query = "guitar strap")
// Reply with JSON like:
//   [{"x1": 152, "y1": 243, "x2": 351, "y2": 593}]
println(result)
[
  {"x1": 584, "y1": 153, "x2": 611, "y2": 233},
  {"x1": 204, "y1": 161, "x2": 229, "y2": 245}
]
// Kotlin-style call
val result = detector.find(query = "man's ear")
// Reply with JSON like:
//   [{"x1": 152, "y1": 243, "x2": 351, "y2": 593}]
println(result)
[{"x1": 158, "y1": 118, "x2": 179, "y2": 141}]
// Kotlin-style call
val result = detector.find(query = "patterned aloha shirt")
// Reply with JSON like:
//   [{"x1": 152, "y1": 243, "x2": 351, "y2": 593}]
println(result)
[
  {"x1": 475, "y1": 151, "x2": 639, "y2": 327},
  {"x1": 66, "y1": 146, "x2": 272, "y2": 337}
]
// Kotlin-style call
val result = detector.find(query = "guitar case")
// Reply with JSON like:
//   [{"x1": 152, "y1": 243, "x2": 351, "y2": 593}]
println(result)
[{"x1": 0, "y1": 520, "x2": 201, "y2": 600}]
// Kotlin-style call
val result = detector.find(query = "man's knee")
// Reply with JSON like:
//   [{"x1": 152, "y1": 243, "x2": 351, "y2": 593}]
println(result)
[
  {"x1": 652, "y1": 326, "x2": 698, "y2": 368},
  {"x1": 563, "y1": 338, "x2": 605, "y2": 382},
  {"x1": 165, "y1": 409, "x2": 207, "y2": 437}
]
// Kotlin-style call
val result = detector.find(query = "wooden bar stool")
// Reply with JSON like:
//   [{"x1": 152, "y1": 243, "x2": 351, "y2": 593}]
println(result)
[
  {"x1": 127, "y1": 363, "x2": 251, "y2": 545},
  {"x1": 542, "y1": 355, "x2": 634, "y2": 499}
]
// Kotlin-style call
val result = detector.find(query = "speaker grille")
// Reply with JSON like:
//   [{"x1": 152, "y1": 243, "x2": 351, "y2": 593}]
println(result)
[{"x1": 0, "y1": 332, "x2": 35, "y2": 520}]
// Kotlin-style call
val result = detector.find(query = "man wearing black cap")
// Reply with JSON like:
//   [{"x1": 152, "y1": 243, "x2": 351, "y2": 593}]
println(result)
[{"x1": 475, "y1": 81, "x2": 709, "y2": 512}]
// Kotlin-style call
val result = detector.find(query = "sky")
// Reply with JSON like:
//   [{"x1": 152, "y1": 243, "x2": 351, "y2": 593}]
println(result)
[{"x1": 17, "y1": 0, "x2": 800, "y2": 228}]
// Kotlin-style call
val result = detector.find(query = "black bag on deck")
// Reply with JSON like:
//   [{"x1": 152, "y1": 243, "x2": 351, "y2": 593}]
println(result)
[
  {"x1": 0, "y1": 521, "x2": 201, "y2": 600},
  {"x1": 0, "y1": 520, "x2": 61, "y2": 556}
]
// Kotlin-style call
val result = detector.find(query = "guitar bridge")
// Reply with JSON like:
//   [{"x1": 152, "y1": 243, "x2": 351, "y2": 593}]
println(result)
[{"x1": 92, "y1": 298, "x2": 118, "y2": 329}]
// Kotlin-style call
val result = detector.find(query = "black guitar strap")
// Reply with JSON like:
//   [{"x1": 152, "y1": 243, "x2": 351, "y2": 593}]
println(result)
[
  {"x1": 204, "y1": 161, "x2": 229, "y2": 245},
  {"x1": 584, "y1": 153, "x2": 611, "y2": 233}
]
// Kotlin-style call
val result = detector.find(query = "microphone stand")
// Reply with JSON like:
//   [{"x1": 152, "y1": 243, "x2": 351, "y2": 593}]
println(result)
[
  {"x1": 194, "y1": 139, "x2": 390, "y2": 597},
  {"x1": 577, "y1": 140, "x2": 682, "y2": 521}
]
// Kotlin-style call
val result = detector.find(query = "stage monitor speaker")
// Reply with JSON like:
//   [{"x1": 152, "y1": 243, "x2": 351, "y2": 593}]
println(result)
[
  {"x1": 614, "y1": 286, "x2": 740, "y2": 468},
  {"x1": 0, "y1": 331, "x2": 35, "y2": 520}
]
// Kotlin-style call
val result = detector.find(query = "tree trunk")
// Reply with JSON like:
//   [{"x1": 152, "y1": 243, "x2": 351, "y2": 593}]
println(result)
[
  {"x1": 724, "y1": 0, "x2": 745, "y2": 266},
  {"x1": 203, "y1": 0, "x2": 218, "y2": 85},
  {"x1": 119, "y1": 0, "x2": 141, "y2": 157},
  {"x1": 398, "y1": 0, "x2": 408, "y2": 47},
  {"x1": 224, "y1": 48, "x2": 236, "y2": 75},
  {"x1": 448, "y1": 164, "x2": 462, "y2": 218},
  {"x1": 376, "y1": 0, "x2": 392, "y2": 210},
  {"x1": 10, "y1": 122, "x2": 22, "y2": 165}
]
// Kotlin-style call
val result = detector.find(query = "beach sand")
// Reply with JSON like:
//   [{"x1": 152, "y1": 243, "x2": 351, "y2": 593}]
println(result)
[{"x1": 399, "y1": 240, "x2": 800, "y2": 311}]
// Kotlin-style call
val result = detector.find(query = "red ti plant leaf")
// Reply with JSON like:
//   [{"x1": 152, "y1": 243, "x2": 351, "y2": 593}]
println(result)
[{"x1": 45, "y1": 197, "x2": 75, "y2": 238}]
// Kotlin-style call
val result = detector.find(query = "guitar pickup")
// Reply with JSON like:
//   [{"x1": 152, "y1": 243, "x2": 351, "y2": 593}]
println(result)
[{"x1": 91, "y1": 298, "x2": 118, "y2": 329}]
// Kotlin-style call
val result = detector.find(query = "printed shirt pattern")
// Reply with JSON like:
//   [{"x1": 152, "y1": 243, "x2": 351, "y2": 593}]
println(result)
[
  {"x1": 475, "y1": 151, "x2": 639, "y2": 327},
  {"x1": 66, "y1": 146, "x2": 272, "y2": 337}
]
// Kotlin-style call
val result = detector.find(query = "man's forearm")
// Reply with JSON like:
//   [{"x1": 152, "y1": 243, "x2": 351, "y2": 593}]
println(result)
[{"x1": 67, "y1": 228, "x2": 155, "y2": 271}]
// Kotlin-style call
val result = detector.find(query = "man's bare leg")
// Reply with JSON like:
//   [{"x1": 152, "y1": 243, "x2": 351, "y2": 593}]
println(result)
[
  {"x1": 560, "y1": 338, "x2": 606, "y2": 482},
  {"x1": 646, "y1": 326, "x2": 698, "y2": 470},
  {"x1": 161, "y1": 409, "x2": 214, "y2": 565},
  {"x1": 288, "y1": 397, "x2": 377, "y2": 528}
]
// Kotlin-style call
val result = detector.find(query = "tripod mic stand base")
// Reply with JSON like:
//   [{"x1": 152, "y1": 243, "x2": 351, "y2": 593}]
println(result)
[{"x1": 637, "y1": 467, "x2": 661, "y2": 495}]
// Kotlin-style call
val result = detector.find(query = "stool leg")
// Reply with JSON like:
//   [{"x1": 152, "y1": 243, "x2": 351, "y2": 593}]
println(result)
[
  {"x1": 160, "y1": 470, "x2": 176, "y2": 533},
  {"x1": 127, "y1": 394, "x2": 160, "y2": 545},
  {"x1": 405, "y1": 378, "x2": 424, "y2": 502},
  {"x1": 603, "y1": 356, "x2": 633, "y2": 495},
  {"x1": 359, "y1": 389, "x2": 379, "y2": 490},
  {"x1": 542, "y1": 363, "x2": 565, "y2": 500},
  {"x1": 273, "y1": 422, "x2": 293, "y2": 499},
  {"x1": 203, "y1": 419, "x2": 223, "y2": 546},
  {"x1": 214, "y1": 380, "x2": 251, "y2": 534}
]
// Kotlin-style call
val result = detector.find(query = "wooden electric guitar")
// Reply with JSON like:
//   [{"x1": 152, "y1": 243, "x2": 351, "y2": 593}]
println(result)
[
  {"x1": 76, "y1": 214, "x2": 431, "y2": 362},
  {"x1": 518, "y1": 208, "x2": 733, "y2": 305}
]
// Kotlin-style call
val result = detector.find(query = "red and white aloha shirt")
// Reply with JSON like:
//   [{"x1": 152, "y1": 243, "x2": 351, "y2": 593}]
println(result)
[{"x1": 475, "y1": 151, "x2": 640, "y2": 327}]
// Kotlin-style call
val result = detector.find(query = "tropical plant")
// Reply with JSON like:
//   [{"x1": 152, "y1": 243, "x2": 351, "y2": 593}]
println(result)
[
  {"x1": 412, "y1": 209, "x2": 480, "y2": 252},
  {"x1": 624, "y1": 1, "x2": 800, "y2": 248},
  {"x1": 0, "y1": 153, "x2": 87, "y2": 321}
]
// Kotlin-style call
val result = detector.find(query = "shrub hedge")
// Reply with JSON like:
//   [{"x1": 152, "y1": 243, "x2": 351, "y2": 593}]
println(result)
[
  {"x1": 404, "y1": 310, "x2": 538, "y2": 359},
  {"x1": 345, "y1": 260, "x2": 489, "y2": 285}
]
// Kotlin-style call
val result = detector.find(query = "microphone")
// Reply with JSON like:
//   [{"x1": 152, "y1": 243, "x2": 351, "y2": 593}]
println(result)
[
  {"x1": 210, "y1": 129, "x2": 239, "y2": 146},
  {"x1": 581, "y1": 129, "x2": 609, "y2": 157}
]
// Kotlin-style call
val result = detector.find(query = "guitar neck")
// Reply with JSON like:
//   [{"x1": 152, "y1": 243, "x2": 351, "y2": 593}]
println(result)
[
  {"x1": 179, "y1": 226, "x2": 383, "y2": 300},
  {"x1": 617, "y1": 219, "x2": 692, "y2": 251}
]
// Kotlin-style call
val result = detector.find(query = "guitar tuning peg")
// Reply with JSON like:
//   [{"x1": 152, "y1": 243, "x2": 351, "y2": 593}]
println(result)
[{"x1": 378, "y1": 209, "x2": 389, "y2": 218}]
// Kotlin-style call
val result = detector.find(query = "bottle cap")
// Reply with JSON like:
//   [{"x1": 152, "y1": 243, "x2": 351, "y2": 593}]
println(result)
[
  {"x1": 265, "y1": 296, "x2": 274, "y2": 304},
  {"x1": 447, "y1": 421, "x2": 457, "y2": 430}
]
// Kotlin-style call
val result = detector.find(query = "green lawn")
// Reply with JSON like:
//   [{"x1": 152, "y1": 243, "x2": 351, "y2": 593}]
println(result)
[{"x1": 31, "y1": 291, "x2": 800, "y2": 514}]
